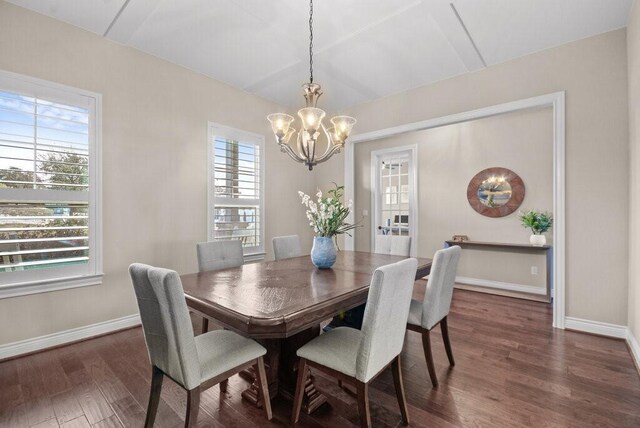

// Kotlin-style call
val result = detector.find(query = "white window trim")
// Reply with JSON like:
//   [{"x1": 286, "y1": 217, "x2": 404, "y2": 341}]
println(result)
[
  {"x1": 207, "y1": 122, "x2": 265, "y2": 261},
  {"x1": 0, "y1": 69, "x2": 103, "y2": 299}
]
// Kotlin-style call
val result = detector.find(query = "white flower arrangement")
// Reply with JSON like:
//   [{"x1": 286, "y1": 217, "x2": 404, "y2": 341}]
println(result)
[{"x1": 298, "y1": 184, "x2": 358, "y2": 238}]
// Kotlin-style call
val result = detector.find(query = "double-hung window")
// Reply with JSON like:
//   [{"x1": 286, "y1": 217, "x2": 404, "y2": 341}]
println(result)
[
  {"x1": 0, "y1": 71, "x2": 102, "y2": 297},
  {"x1": 208, "y1": 123, "x2": 264, "y2": 260}
]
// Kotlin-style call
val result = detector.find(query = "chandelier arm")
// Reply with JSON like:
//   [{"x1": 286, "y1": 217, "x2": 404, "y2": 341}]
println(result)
[
  {"x1": 279, "y1": 143, "x2": 306, "y2": 163},
  {"x1": 314, "y1": 144, "x2": 343, "y2": 164},
  {"x1": 314, "y1": 122, "x2": 340, "y2": 161}
]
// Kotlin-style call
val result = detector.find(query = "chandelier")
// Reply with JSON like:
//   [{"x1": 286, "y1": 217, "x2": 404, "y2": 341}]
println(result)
[{"x1": 267, "y1": 0, "x2": 356, "y2": 171}]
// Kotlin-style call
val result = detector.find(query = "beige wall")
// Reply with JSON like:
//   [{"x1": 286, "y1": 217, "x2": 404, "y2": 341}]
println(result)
[
  {"x1": 0, "y1": 1, "x2": 632, "y2": 345},
  {"x1": 316, "y1": 29, "x2": 630, "y2": 325},
  {"x1": 353, "y1": 108, "x2": 553, "y2": 290},
  {"x1": 0, "y1": 2, "x2": 315, "y2": 344},
  {"x1": 628, "y1": 0, "x2": 640, "y2": 342}
]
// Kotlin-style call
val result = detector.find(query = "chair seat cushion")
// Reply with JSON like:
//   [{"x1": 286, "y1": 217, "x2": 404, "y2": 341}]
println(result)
[
  {"x1": 297, "y1": 327, "x2": 363, "y2": 378},
  {"x1": 407, "y1": 298, "x2": 423, "y2": 327},
  {"x1": 195, "y1": 329, "x2": 266, "y2": 383}
]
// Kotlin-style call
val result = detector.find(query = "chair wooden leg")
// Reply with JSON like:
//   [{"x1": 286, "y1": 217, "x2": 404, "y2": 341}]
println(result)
[
  {"x1": 201, "y1": 318, "x2": 209, "y2": 335},
  {"x1": 291, "y1": 358, "x2": 307, "y2": 424},
  {"x1": 144, "y1": 366, "x2": 163, "y2": 428},
  {"x1": 441, "y1": 316, "x2": 455, "y2": 366},
  {"x1": 356, "y1": 381, "x2": 371, "y2": 428},
  {"x1": 255, "y1": 357, "x2": 272, "y2": 420},
  {"x1": 220, "y1": 379, "x2": 228, "y2": 393},
  {"x1": 391, "y1": 355, "x2": 410, "y2": 425},
  {"x1": 185, "y1": 387, "x2": 201, "y2": 428},
  {"x1": 421, "y1": 329, "x2": 438, "y2": 387}
]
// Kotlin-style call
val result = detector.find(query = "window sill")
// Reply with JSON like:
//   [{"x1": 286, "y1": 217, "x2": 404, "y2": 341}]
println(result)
[
  {"x1": 244, "y1": 252, "x2": 266, "y2": 263},
  {"x1": 0, "y1": 274, "x2": 104, "y2": 299}
]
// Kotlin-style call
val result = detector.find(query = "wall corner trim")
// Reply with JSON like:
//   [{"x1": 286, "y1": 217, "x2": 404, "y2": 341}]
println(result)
[
  {"x1": 0, "y1": 313, "x2": 141, "y2": 360},
  {"x1": 627, "y1": 329, "x2": 640, "y2": 376},
  {"x1": 564, "y1": 316, "x2": 628, "y2": 338}
]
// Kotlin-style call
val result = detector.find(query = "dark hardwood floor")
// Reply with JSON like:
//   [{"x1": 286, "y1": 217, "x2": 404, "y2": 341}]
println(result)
[{"x1": 2, "y1": 287, "x2": 640, "y2": 428}]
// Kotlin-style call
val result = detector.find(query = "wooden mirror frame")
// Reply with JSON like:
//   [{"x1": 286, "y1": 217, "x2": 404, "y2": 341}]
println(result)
[{"x1": 467, "y1": 167, "x2": 525, "y2": 218}]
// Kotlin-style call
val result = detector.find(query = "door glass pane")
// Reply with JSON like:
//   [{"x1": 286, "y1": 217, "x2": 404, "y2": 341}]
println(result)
[{"x1": 376, "y1": 156, "x2": 410, "y2": 239}]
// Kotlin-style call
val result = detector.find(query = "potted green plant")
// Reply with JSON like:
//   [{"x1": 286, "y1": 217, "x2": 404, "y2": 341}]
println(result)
[{"x1": 519, "y1": 209, "x2": 553, "y2": 246}]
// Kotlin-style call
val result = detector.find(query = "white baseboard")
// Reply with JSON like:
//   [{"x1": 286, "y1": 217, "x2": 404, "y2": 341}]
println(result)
[
  {"x1": 0, "y1": 313, "x2": 141, "y2": 360},
  {"x1": 455, "y1": 276, "x2": 547, "y2": 296},
  {"x1": 627, "y1": 329, "x2": 640, "y2": 374},
  {"x1": 564, "y1": 316, "x2": 628, "y2": 339}
]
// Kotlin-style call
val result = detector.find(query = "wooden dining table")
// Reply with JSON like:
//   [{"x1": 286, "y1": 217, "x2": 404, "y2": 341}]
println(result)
[{"x1": 181, "y1": 250, "x2": 432, "y2": 413}]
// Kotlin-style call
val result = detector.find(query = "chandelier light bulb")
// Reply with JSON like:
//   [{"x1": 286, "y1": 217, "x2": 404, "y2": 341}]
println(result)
[
  {"x1": 267, "y1": 113, "x2": 294, "y2": 141},
  {"x1": 298, "y1": 107, "x2": 325, "y2": 133}
]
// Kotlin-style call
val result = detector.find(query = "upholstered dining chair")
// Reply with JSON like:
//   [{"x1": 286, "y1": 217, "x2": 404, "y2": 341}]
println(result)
[
  {"x1": 292, "y1": 258, "x2": 418, "y2": 428},
  {"x1": 129, "y1": 263, "x2": 272, "y2": 427},
  {"x1": 406, "y1": 245, "x2": 461, "y2": 387},
  {"x1": 333, "y1": 234, "x2": 412, "y2": 330},
  {"x1": 196, "y1": 240, "x2": 244, "y2": 333},
  {"x1": 196, "y1": 240, "x2": 244, "y2": 272},
  {"x1": 273, "y1": 234, "x2": 302, "y2": 260},
  {"x1": 374, "y1": 235, "x2": 411, "y2": 256}
]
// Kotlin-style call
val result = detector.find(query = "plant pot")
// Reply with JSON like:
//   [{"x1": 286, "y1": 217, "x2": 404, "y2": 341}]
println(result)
[
  {"x1": 530, "y1": 234, "x2": 546, "y2": 247},
  {"x1": 311, "y1": 236, "x2": 337, "y2": 268}
]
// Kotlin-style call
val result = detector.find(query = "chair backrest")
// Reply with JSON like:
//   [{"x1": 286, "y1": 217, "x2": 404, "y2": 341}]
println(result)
[
  {"x1": 129, "y1": 264, "x2": 201, "y2": 390},
  {"x1": 196, "y1": 240, "x2": 243, "y2": 272},
  {"x1": 273, "y1": 235, "x2": 302, "y2": 260},
  {"x1": 374, "y1": 235, "x2": 411, "y2": 257},
  {"x1": 420, "y1": 246, "x2": 461, "y2": 330},
  {"x1": 356, "y1": 258, "x2": 418, "y2": 382}
]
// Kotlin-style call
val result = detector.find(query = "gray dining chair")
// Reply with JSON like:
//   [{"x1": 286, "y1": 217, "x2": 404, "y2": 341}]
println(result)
[
  {"x1": 129, "y1": 263, "x2": 272, "y2": 427},
  {"x1": 196, "y1": 240, "x2": 244, "y2": 333},
  {"x1": 334, "y1": 235, "x2": 412, "y2": 330},
  {"x1": 374, "y1": 235, "x2": 411, "y2": 256},
  {"x1": 196, "y1": 240, "x2": 244, "y2": 272},
  {"x1": 406, "y1": 245, "x2": 461, "y2": 387},
  {"x1": 273, "y1": 234, "x2": 302, "y2": 260},
  {"x1": 292, "y1": 258, "x2": 418, "y2": 428}
]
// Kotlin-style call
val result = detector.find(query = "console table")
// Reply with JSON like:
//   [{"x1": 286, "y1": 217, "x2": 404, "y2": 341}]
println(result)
[{"x1": 445, "y1": 240, "x2": 552, "y2": 303}]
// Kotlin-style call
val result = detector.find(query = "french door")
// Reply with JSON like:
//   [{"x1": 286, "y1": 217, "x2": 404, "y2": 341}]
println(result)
[{"x1": 371, "y1": 146, "x2": 417, "y2": 256}]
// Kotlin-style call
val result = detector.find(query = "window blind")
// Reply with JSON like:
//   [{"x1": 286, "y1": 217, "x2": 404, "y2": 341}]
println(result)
[
  {"x1": 209, "y1": 129, "x2": 264, "y2": 256},
  {"x1": 0, "y1": 83, "x2": 95, "y2": 279}
]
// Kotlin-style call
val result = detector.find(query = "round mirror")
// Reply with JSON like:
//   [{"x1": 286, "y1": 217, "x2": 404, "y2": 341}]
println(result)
[
  {"x1": 477, "y1": 176, "x2": 512, "y2": 207},
  {"x1": 467, "y1": 167, "x2": 525, "y2": 217}
]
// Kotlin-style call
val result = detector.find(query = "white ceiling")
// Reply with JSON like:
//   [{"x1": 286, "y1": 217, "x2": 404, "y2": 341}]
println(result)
[{"x1": 6, "y1": 0, "x2": 633, "y2": 112}]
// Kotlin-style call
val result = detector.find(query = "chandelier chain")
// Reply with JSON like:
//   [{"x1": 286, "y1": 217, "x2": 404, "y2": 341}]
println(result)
[{"x1": 309, "y1": 0, "x2": 314, "y2": 84}]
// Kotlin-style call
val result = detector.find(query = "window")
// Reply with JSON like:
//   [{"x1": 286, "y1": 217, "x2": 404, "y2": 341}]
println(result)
[
  {"x1": 0, "y1": 71, "x2": 102, "y2": 297},
  {"x1": 208, "y1": 123, "x2": 264, "y2": 259}
]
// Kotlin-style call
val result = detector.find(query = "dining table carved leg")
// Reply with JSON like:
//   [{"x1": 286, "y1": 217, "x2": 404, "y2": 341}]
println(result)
[
  {"x1": 240, "y1": 325, "x2": 327, "y2": 414},
  {"x1": 242, "y1": 339, "x2": 281, "y2": 405},
  {"x1": 278, "y1": 325, "x2": 327, "y2": 414},
  {"x1": 287, "y1": 366, "x2": 326, "y2": 414}
]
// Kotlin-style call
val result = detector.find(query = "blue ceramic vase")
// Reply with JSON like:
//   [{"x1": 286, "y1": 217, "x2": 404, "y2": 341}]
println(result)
[{"x1": 310, "y1": 236, "x2": 337, "y2": 269}]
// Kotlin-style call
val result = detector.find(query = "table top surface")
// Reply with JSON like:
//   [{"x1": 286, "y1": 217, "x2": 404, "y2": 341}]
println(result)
[{"x1": 181, "y1": 251, "x2": 432, "y2": 338}]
